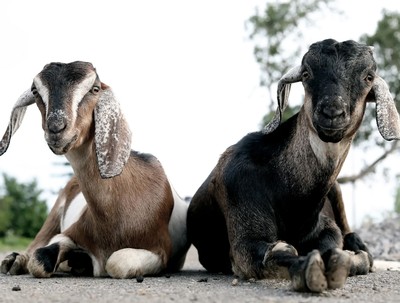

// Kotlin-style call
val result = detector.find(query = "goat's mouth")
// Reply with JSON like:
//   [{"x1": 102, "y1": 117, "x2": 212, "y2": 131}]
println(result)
[
  {"x1": 46, "y1": 134, "x2": 78, "y2": 155},
  {"x1": 313, "y1": 113, "x2": 350, "y2": 143},
  {"x1": 314, "y1": 124, "x2": 347, "y2": 143}
]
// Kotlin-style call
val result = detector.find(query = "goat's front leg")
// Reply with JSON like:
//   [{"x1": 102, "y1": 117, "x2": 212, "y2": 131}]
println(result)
[
  {"x1": 326, "y1": 183, "x2": 373, "y2": 273},
  {"x1": 231, "y1": 218, "x2": 353, "y2": 292},
  {"x1": 28, "y1": 234, "x2": 79, "y2": 278}
]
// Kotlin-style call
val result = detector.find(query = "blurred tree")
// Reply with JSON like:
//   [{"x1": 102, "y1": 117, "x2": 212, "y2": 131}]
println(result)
[
  {"x1": 0, "y1": 194, "x2": 11, "y2": 236},
  {"x1": 0, "y1": 174, "x2": 47, "y2": 238},
  {"x1": 247, "y1": 0, "x2": 335, "y2": 113}
]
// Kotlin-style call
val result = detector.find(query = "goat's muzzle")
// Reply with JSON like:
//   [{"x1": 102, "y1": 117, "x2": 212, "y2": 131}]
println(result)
[
  {"x1": 312, "y1": 96, "x2": 351, "y2": 143},
  {"x1": 45, "y1": 131, "x2": 78, "y2": 155}
]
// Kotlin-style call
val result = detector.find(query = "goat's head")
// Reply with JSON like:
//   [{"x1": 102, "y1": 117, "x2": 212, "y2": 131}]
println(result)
[
  {"x1": 264, "y1": 39, "x2": 400, "y2": 143},
  {"x1": 0, "y1": 61, "x2": 132, "y2": 178}
]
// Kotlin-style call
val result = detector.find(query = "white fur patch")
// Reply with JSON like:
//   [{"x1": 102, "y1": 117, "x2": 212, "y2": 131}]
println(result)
[
  {"x1": 308, "y1": 131, "x2": 348, "y2": 167},
  {"x1": 168, "y1": 187, "x2": 188, "y2": 258},
  {"x1": 48, "y1": 233, "x2": 75, "y2": 247},
  {"x1": 105, "y1": 248, "x2": 163, "y2": 278},
  {"x1": 60, "y1": 192, "x2": 87, "y2": 232}
]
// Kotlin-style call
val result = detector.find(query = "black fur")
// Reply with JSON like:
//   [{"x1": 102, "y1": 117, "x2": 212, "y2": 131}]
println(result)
[
  {"x1": 34, "y1": 243, "x2": 60, "y2": 274},
  {"x1": 65, "y1": 248, "x2": 94, "y2": 276}
]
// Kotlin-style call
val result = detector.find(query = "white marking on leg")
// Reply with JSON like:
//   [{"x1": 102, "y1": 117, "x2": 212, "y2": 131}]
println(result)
[{"x1": 105, "y1": 248, "x2": 163, "y2": 278}]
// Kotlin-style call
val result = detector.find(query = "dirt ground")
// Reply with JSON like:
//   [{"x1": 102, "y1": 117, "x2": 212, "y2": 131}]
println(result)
[{"x1": 1, "y1": 246, "x2": 400, "y2": 303}]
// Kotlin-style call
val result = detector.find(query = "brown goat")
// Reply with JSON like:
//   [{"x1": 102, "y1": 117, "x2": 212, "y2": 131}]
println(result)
[{"x1": 0, "y1": 61, "x2": 189, "y2": 278}]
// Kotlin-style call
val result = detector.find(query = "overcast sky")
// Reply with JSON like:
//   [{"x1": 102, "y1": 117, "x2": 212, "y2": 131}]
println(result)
[{"x1": 0, "y1": 0, "x2": 399, "y2": 227}]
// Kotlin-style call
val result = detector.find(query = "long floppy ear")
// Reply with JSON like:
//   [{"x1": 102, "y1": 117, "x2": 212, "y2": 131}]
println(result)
[
  {"x1": 0, "y1": 89, "x2": 35, "y2": 156},
  {"x1": 94, "y1": 85, "x2": 132, "y2": 178},
  {"x1": 263, "y1": 66, "x2": 302, "y2": 134},
  {"x1": 368, "y1": 76, "x2": 400, "y2": 141}
]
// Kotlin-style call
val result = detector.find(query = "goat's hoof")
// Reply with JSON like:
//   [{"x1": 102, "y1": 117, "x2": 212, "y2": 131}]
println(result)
[
  {"x1": 324, "y1": 248, "x2": 351, "y2": 289},
  {"x1": 291, "y1": 250, "x2": 327, "y2": 293},
  {"x1": 1, "y1": 252, "x2": 29, "y2": 275},
  {"x1": 343, "y1": 232, "x2": 374, "y2": 272},
  {"x1": 346, "y1": 250, "x2": 371, "y2": 276},
  {"x1": 28, "y1": 244, "x2": 60, "y2": 278},
  {"x1": 271, "y1": 241, "x2": 298, "y2": 255},
  {"x1": 304, "y1": 250, "x2": 327, "y2": 292}
]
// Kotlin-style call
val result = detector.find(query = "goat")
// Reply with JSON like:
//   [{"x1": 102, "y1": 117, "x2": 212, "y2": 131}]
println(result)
[
  {"x1": 187, "y1": 39, "x2": 400, "y2": 292},
  {"x1": 0, "y1": 61, "x2": 190, "y2": 278}
]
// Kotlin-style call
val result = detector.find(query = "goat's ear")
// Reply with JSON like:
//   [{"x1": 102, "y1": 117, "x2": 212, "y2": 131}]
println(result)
[
  {"x1": 368, "y1": 76, "x2": 400, "y2": 141},
  {"x1": 94, "y1": 86, "x2": 132, "y2": 178},
  {"x1": 263, "y1": 66, "x2": 302, "y2": 134},
  {"x1": 0, "y1": 90, "x2": 35, "y2": 156}
]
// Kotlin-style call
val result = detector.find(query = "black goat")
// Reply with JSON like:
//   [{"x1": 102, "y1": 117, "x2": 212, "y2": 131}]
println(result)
[{"x1": 187, "y1": 39, "x2": 400, "y2": 292}]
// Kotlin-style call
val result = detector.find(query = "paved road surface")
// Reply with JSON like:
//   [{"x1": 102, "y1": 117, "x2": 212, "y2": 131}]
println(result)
[{"x1": 1, "y1": 247, "x2": 400, "y2": 303}]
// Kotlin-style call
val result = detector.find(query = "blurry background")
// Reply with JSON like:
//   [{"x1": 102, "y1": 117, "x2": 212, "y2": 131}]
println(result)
[{"x1": 0, "y1": 0, "x2": 399, "y2": 244}]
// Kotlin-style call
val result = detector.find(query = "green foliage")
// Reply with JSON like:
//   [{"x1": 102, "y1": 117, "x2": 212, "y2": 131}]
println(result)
[
  {"x1": 247, "y1": 0, "x2": 334, "y2": 99},
  {"x1": 0, "y1": 174, "x2": 47, "y2": 238}
]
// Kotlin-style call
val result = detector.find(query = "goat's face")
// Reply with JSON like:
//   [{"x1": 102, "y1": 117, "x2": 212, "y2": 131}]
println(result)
[
  {"x1": 266, "y1": 39, "x2": 400, "y2": 143},
  {"x1": 32, "y1": 61, "x2": 101, "y2": 154},
  {"x1": 302, "y1": 40, "x2": 376, "y2": 143}
]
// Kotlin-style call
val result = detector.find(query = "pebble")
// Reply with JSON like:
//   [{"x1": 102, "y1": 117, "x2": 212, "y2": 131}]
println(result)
[{"x1": 136, "y1": 276, "x2": 144, "y2": 283}]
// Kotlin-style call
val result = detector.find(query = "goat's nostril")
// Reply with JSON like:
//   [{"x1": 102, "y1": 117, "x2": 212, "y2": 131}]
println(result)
[
  {"x1": 47, "y1": 118, "x2": 67, "y2": 134},
  {"x1": 322, "y1": 107, "x2": 344, "y2": 119}
]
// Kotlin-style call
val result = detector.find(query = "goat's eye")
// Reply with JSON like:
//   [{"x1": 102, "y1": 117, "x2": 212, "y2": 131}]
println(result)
[
  {"x1": 302, "y1": 71, "x2": 310, "y2": 80},
  {"x1": 91, "y1": 86, "x2": 100, "y2": 94},
  {"x1": 365, "y1": 73, "x2": 374, "y2": 83},
  {"x1": 31, "y1": 87, "x2": 38, "y2": 96}
]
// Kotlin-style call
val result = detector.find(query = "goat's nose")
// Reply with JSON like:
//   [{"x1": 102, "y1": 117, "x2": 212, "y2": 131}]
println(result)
[
  {"x1": 322, "y1": 106, "x2": 344, "y2": 119},
  {"x1": 321, "y1": 96, "x2": 345, "y2": 119},
  {"x1": 47, "y1": 114, "x2": 67, "y2": 134}
]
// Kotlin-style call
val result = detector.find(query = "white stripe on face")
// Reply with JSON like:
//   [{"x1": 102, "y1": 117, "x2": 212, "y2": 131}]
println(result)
[
  {"x1": 33, "y1": 76, "x2": 50, "y2": 110},
  {"x1": 70, "y1": 71, "x2": 97, "y2": 120}
]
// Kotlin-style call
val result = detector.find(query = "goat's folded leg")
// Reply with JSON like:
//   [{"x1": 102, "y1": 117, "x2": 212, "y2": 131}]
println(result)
[
  {"x1": 265, "y1": 244, "x2": 328, "y2": 292},
  {"x1": 28, "y1": 235, "x2": 78, "y2": 278},
  {"x1": 105, "y1": 248, "x2": 164, "y2": 278},
  {"x1": 267, "y1": 244, "x2": 351, "y2": 292},
  {"x1": 1, "y1": 252, "x2": 30, "y2": 275}
]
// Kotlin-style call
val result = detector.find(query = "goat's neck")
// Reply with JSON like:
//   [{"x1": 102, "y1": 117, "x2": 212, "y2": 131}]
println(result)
[
  {"x1": 292, "y1": 111, "x2": 353, "y2": 182},
  {"x1": 65, "y1": 140, "x2": 121, "y2": 218}
]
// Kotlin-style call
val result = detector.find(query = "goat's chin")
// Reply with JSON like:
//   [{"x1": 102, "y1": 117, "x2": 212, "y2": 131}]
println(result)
[
  {"x1": 46, "y1": 135, "x2": 78, "y2": 155},
  {"x1": 316, "y1": 129, "x2": 344, "y2": 143}
]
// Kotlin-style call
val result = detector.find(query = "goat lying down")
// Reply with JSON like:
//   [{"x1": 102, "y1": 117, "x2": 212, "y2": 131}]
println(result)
[
  {"x1": 0, "y1": 61, "x2": 189, "y2": 278},
  {"x1": 187, "y1": 39, "x2": 400, "y2": 292}
]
